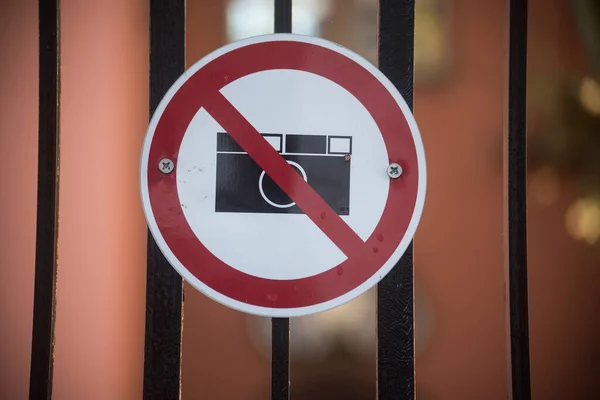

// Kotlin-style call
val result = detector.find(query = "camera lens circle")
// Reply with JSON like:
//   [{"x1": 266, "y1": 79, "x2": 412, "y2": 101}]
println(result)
[{"x1": 258, "y1": 160, "x2": 307, "y2": 208}]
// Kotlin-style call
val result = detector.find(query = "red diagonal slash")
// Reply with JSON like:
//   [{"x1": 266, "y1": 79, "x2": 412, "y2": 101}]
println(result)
[{"x1": 203, "y1": 92, "x2": 365, "y2": 259}]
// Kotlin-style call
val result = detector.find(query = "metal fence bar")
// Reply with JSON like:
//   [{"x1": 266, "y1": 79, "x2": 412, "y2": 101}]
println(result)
[
  {"x1": 274, "y1": 0, "x2": 292, "y2": 34},
  {"x1": 377, "y1": 0, "x2": 415, "y2": 399},
  {"x1": 29, "y1": 0, "x2": 61, "y2": 398},
  {"x1": 271, "y1": 3, "x2": 292, "y2": 400},
  {"x1": 507, "y1": 0, "x2": 531, "y2": 399},
  {"x1": 143, "y1": 1, "x2": 185, "y2": 399},
  {"x1": 271, "y1": 317, "x2": 290, "y2": 400}
]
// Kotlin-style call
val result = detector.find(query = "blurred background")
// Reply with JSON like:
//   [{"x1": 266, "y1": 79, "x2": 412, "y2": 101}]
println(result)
[{"x1": 1, "y1": 0, "x2": 600, "y2": 399}]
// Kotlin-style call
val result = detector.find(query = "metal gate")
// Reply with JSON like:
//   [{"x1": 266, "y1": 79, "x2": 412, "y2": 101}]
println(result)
[{"x1": 28, "y1": 0, "x2": 530, "y2": 399}]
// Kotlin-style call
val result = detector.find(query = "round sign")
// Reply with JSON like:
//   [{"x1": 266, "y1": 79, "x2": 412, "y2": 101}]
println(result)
[{"x1": 140, "y1": 33, "x2": 427, "y2": 317}]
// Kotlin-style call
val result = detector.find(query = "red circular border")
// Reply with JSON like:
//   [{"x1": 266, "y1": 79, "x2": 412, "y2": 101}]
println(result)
[{"x1": 147, "y1": 40, "x2": 419, "y2": 308}]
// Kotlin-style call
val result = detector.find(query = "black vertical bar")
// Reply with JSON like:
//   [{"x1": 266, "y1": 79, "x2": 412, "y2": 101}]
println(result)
[
  {"x1": 377, "y1": 1, "x2": 415, "y2": 399},
  {"x1": 143, "y1": 1, "x2": 185, "y2": 399},
  {"x1": 271, "y1": 317, "x2": 290, "y2": 400},
  {"x1": 507, "y1": 0, "x2": 531, "y2": 399},
  {"x1": 274, "y1": 0, "x2": 292, "y2": 33},
  {"x1": 29, "y1": 1, "x2": 60, "y2": 399},
  {"x1": 272, "y1": 3, "x2": 291, "y2": 400}
]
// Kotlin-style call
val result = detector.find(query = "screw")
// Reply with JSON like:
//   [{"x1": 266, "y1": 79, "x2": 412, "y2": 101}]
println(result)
[
  {"x1": 158, "y1": 158, "x2": 174, "y2": 174},
  {"x1": 387, "y1": 163, "x2": 402, "y2": 179}
]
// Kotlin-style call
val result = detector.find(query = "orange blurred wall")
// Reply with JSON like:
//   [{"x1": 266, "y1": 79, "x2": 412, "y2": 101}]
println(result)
[
  {"x1": 1, "y1": 0, "x2": 149, "y2": 399},
  {"x1": 0, "y1": 1, "x2": 38, "y2": 398}
]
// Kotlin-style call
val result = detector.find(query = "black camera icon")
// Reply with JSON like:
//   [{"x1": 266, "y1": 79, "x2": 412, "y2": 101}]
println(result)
[{"x1": 215, "y1": 132, "x2": 352, "y2": 215}]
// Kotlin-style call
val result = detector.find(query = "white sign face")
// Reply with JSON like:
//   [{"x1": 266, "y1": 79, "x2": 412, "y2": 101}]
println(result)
[
  {"x1": 140, "y1": 34, "x2": 426, "y2": 317},
  {"x1": 179, "y1": 70, "x2": 389, "y2": 280}
]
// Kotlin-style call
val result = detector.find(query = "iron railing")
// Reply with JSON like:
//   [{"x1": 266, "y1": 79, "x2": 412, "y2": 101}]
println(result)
[{"x1": 28, "y1": 0, "x2": 531, "y2": 399}]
